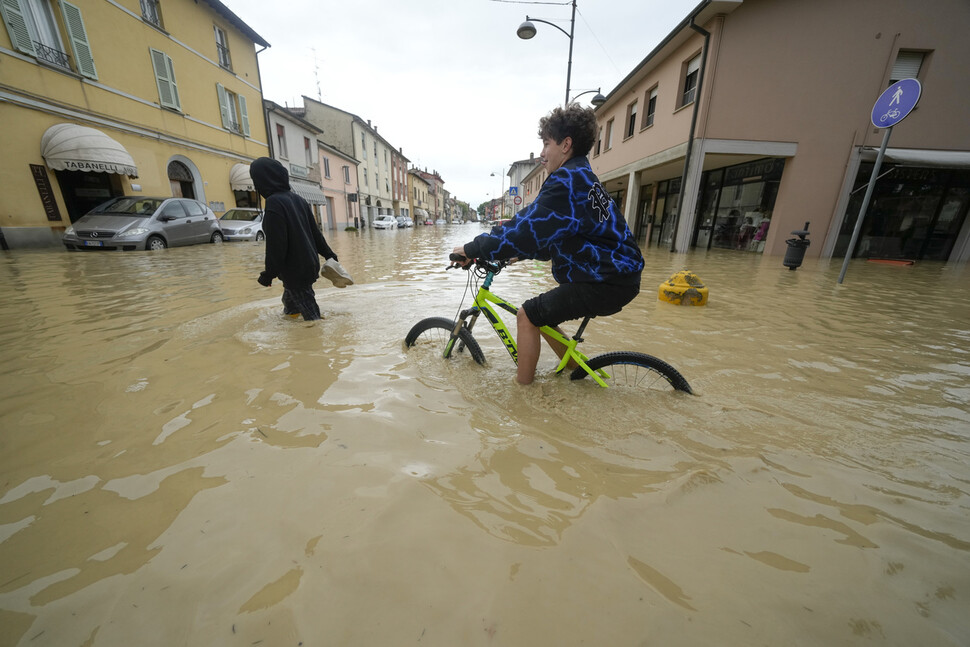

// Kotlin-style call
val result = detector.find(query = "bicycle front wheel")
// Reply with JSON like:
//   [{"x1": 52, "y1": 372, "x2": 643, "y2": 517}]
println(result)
[
  {"x1": 404, "y1": 316, "x2": 486, "y2": 365},
  {"x1": 571, "y1": 351, "x2": 692, "y2": 393}
]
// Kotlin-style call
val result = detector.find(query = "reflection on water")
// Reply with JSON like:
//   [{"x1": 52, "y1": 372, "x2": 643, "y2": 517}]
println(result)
[{"x1": 1, "y1": 227, "x2": 968, "y2": 646}]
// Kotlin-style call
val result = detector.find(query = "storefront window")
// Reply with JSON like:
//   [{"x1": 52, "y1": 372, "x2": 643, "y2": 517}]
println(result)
[
  {"x1": 708, "y1": 158, "x2": 782, "y2": 252},
  {"x1": 837, "y1": 165, "x2": 969, "y2": 261}
]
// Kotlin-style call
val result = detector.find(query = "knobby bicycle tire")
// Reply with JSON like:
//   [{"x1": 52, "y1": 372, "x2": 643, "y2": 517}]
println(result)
[
  {"x1": 404, "y1": 317, "x2": 486, "y2": 365},
  {"x1": 570, "y1": 351, "x2": 692, "y2": 393}
]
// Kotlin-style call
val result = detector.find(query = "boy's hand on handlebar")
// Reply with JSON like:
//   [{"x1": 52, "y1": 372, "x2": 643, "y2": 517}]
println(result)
[{"x1": 449, "y1": 246, "x2": 473, "y2": 269}]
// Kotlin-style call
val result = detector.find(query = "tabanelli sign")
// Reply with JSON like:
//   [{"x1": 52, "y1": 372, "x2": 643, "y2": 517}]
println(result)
[{"x1": 30, "y1": 164, "x2": 62, "y2": 222}]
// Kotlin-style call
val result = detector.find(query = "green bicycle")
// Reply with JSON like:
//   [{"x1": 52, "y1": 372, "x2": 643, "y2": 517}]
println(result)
[{"x1": 404, "y1": 255, "x2": 693, "y2": 393}]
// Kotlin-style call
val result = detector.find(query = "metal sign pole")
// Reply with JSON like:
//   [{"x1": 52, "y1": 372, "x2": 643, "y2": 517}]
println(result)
[{"x1": 838, "y1": 126, "x2": 892, "y2": 284}]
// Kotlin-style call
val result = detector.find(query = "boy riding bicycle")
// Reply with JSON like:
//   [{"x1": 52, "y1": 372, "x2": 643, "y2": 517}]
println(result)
[{"x1": 453, "y1": 104, "x2": 644, "y2": 385}]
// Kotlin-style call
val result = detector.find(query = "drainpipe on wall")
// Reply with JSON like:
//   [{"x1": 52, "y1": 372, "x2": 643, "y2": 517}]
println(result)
[
  {"x1": 670, "y1": 17, "x2": 710, "y2": 253},
  {"x1": 255, "y1": 45, "x2": 272, "y2": 159}
]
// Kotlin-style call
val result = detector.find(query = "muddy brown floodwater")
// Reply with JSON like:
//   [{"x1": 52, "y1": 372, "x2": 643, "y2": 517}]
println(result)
[{"x1": 1, "y1": 225, "x2": 968, "y2": 646}]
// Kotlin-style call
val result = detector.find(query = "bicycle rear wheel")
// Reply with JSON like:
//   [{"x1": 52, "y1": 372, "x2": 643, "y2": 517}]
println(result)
[
  {"x1": 570, "y1": 351, "x2": 692, "y2": 393},
  {"x1": 404, "y1": 316, "x2": 486, "y2": 365}
]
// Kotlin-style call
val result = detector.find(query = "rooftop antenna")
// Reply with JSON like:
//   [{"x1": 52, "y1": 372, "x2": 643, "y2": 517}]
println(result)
[{"x1": 311, "y1": 47, "x2": 322, "y2": 101}]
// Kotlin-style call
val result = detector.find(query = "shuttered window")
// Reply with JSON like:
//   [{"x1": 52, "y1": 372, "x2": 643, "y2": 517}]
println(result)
[
  {"x1": 238, "y1": 94, "x2": 250, "y2": 136},
  {"x1": 0, "y1": 0, "x2": 36, "y2": 55},
  {"x1": 61, "y1": 2, "x2": 96, "y2": 79},
  {"x1": 150, "y1": 48, "x2": 181, "y2": 110},
  {"x1": 890, "y1": 50, "x2": 924, "y2": 84}
]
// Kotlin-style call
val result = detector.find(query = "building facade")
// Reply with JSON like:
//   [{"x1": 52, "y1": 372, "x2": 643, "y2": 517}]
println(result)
[
  {"x1": 297, "y1": 96, "x2": 409, "y2": 225},
  {"x1": 317, "y1": 141, "x2": 360, "y2": 230},
  {"x1": 591, "y1": 0, "x2": 970, "y2": 262},
  {"x1": 263, "y1": 100, "x2": 331, "y2": 226},
  {"x1": 0, "y1": 0, "x2": 269, "y2": 248},
  {"x1": 411, "y1": 169, "x2": 444, "y2": 221},
  {"x1": 408, "y1": 169, "x2": 431, "y2": 224}
]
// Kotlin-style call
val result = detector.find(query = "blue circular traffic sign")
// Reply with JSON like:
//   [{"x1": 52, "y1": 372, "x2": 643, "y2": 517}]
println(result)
[{"x1": 871, "y1": 78, "x2": 921, "y2": 128}]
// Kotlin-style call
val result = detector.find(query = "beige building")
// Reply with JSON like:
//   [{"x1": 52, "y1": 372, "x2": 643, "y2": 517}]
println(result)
[
  {"x1": 408, "y1": 169, "x2": 431, "y2": 224},
  {"x1": 592, "y1": 0, "x2": 970, "y2": 262},
  {"x1": 411, "y1": 169, "x2": 445, "y2": 221},
  {"x1": 296, "y1": 97, "x2": 409, "y2": 226},
  {"x1": 0, "y1": 0, "x2": 269, "y2": 248}
]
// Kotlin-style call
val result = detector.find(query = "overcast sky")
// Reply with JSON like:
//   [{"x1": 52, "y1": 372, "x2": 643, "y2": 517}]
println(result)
[{"x1": 226, "y1": 0, "x2": 700, "y2": 207}]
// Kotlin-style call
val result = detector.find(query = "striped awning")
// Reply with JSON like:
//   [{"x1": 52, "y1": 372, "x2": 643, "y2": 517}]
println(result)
[
  {"x1": 290, "y1": 180, "x2": 328, "y2": 204},
  {"x1": 41, "y1": 124, "x2": 138, "y2": 177},
  {"x1": 229, "y1": 163, "x2": 254, "y2": 191}
]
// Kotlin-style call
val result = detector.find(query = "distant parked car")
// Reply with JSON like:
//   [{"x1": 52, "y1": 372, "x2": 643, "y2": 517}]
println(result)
[
  {"x1": 62, "y1": 196, "x2": 222, "y2": 251},
  {"x1": 219, "y1": 208, "x2": 264, "y2": 242},
  {"x1": 396, "y1": 216, "x2": 413, "y2": 228},
  {"x1": 435, "y1": 219, "x2": 447, "y2": 225},
  {"x1": 373, "y1": 215, "x2": 397, "y2": 229}
]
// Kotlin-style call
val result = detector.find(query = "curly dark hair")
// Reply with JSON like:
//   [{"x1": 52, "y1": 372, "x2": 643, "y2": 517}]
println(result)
[{"x1": 537, "y1": 104, "x2": 598, "y2": 157}]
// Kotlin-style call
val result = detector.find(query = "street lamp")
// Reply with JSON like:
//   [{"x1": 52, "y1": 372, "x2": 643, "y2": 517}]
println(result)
[
  {"x1": 570, "y1": 88, "x2": 607, "y2": 107},
  {"x1": 490, "y1": 168, "x2": 506, "y2": 220},
  {"x1": 516, "y1": 0, "x2": 577, "y2": 106}
]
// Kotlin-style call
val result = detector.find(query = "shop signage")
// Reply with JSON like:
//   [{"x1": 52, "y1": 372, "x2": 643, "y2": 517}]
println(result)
[
  {"x1": 56, "y1": 159, "x2": 138, "y2": 175},
  {"x1": 29, "y1": 164, "x2": 62, "y2": 221}
]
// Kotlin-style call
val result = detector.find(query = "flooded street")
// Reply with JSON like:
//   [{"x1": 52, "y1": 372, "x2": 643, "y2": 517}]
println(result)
[{"x1": 1, "y1": 226, "x2": 968, "y2": 646}]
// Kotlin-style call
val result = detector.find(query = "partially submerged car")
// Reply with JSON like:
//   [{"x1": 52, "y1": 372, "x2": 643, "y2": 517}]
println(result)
[
  {"x1": 219, "y1": 208, "x2": 264, "y2": 242},
  {"x1": 62, "y1": 196, "x2": 223, "y2": 251},
  {"x1": 373, "y1": 215, "x2": 397, "y2": 229}
]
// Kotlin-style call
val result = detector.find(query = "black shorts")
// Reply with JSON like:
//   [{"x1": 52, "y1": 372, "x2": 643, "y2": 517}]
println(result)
[{"x1": 521, "y1": 281, "x2": 640, "y2": 328}]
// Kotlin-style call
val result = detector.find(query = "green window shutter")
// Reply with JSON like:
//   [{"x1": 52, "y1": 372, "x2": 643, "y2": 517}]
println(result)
[
  {"x1": 61, "y1": 1, "x2": 97, "y2": 79},
  {"x1": 165, "y1": 55, "x2": 181, "y2": 110},
  {"x1": 216, "y1": 83, "x2": 230, "y2": 129},
  {"x1": 238, "y1": 94, "x2": 250, "y2": 136},
  {"x1": 151, "y1": 48, "x2": 180, "y2": 110},
  {"x1": 0, "y1": 0, "x2": 36, "y2": 55}
]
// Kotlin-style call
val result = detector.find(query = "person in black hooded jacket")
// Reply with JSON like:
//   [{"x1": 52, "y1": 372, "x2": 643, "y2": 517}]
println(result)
[{"x1": 250, "y1": 157, "x2": 338, "y2": 321}]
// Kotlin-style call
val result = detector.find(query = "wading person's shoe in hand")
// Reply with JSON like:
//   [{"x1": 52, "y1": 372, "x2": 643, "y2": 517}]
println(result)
[{"x1": 321, "y1": 258, "x2": 354, "y2": 288}]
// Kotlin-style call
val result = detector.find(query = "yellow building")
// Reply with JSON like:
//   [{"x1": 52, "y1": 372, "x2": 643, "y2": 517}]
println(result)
[{"x1": 0, "y1": 0, "x2": 269, "y2": 248}]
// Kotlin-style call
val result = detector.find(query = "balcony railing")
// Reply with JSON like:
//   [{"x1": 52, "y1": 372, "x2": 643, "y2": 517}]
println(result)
[
  {"x1": 140, "y1": 0, "x2": 161, "y2": 27},
  {"x1": 33, "y1": 41, "x2": 70, "y2": 69}
]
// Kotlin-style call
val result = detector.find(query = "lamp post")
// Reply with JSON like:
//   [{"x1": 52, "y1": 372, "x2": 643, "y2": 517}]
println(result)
[
  {"x1": 516, "y1": 0, "x2": 577, "y2": 106},
  {"x1": 570, "y1": 88, "x2": 607, "y2": 107},
  {"x1": 490, "y1": 168, "x2": 506, "y2": 219}
]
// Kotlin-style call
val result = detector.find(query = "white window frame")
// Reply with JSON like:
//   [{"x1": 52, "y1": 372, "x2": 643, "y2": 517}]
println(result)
[
  {"x1": 682, "y1": 53, "x2": 701, "y2": 107},
  {"x1": 323, "y1": 157, "x2": 331, "y2": 179},
  {"x1": 625, "y1": 100, "x2": 638, "y2": 139},
  {"x1": 276, "y1": 123, "x2": 288, "y2": 159},
  {"x1": 644, "y1": 87, "x2": 658, "y2": 128},
  {"x1": 605, "y1": 119, "x2": 614, "y2": 151},
  {"x1": 216, "y1": 83, "x2": 249, "y2": 135},
  {"x1": 343, "y1": 165, "x2": 350, "y2": 184},
  {"x1": 214, "y1": 25, "x2": 232, "y2": 70},
  {"x1": 304, "y1": 137, "x2": 312, "y2": 167}
]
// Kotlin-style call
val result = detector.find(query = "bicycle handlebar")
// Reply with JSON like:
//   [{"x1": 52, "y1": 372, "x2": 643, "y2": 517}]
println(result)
[{"x1": 447, "y1": 253, "x2": 508, "y2": 275}]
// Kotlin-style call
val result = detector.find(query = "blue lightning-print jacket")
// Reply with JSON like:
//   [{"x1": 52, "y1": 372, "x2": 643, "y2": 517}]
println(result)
[{"x1": 464, "y1": 156, "x2": 644, "y2": 285}]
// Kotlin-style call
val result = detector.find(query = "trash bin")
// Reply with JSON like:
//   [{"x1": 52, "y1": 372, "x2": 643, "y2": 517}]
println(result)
[{"x1": 783, "y1": 222, "x2": 811, "y2": 270}]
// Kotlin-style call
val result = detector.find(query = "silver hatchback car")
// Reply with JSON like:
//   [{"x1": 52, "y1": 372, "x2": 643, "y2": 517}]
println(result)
[
  {"x1": 62, "y1": 196, "x2": 223, "y2": 251},
  {"x1": 218, "y1": 208, "x2": 264, "y2": 242}
]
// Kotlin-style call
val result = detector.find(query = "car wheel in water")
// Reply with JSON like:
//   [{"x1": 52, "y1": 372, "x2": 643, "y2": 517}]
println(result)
[
  {"x1": 256, "y1": 231, "x2": 265, "y2": 241},
  {"x1": 211, "y1": 231, "x2": 224, "y2": 244},
  {"x1": 147, "y1": 235, "x2": 167, "y2": 251}
]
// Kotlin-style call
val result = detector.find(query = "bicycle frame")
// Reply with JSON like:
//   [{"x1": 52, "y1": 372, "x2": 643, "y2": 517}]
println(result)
[{"x1": 450, "y1": 267, "x2": 612, "y2": 387}]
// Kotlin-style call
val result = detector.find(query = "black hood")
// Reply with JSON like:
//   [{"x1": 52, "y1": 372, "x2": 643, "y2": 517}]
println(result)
[{"x1": 250, "y1": 157, "x2": 291, "y2": 198}]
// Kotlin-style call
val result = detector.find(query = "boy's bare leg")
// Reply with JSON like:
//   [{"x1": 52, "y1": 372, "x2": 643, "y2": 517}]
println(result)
[
  {"x1": 541, "y1": 326, "x2": 580, "y2": 370},
  {"x1": 515, "y1": 308, "x2": 541, "y2": 385}
]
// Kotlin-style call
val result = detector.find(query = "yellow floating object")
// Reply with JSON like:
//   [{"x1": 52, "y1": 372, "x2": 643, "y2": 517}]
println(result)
[{"x1": 658, "y1": 270, "x2": 709, "y2": 306}]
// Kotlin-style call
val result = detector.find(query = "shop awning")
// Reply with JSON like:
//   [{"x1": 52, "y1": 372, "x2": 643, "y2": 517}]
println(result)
[
  {"x1": 861, "y1": 147, "x2": 970, "y2": 168},
  {"x1": 229, "y1": 163, "x2": 255, "y2": 191},
  {"x1": 41, "y1": 123, "x2": 138, "y2": 177},
  {"x1": 290, "y1": 180, "x2": 328, "y2": 204},
  {"x1": 415, "y1": 208, "x2": 429, "y2": 217}
]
